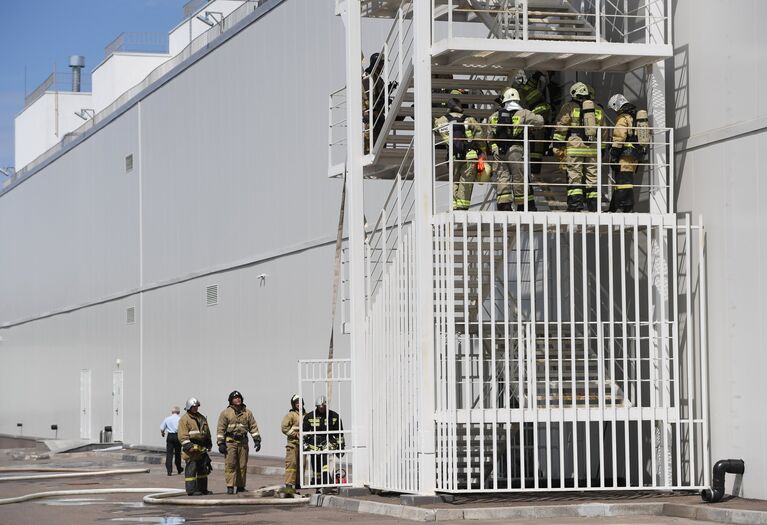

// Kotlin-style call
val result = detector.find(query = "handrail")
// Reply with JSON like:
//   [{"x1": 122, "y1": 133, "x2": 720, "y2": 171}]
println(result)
[{"x1": 434, "y1": 122, "x2": 674, "y2": 214}]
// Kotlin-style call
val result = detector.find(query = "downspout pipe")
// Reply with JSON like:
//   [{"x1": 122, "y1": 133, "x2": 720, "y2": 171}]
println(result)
[{"x1": 701, "y1": 459, "x2": 745, "y2": 503}]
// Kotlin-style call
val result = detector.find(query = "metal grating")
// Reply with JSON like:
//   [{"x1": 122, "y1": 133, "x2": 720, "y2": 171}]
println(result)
[
  {"x1": 206, "y1": 285, "x2": 219, "y2": 306},
  {"x1": 125, "y1": 154, "x2": 134, "y2": 173},
  {"x1": 126, "y1": 307, "x2": 136, "y2": 325}
]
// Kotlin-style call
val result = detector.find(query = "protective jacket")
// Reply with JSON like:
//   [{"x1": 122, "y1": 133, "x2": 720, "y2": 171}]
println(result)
[
  {"x1": 488, "y1": 108, "x2": 544, "y2": 153},
  {"x1": 553, "y1": 101, "x2": 608, "y2": 157},
  {"x1": 434, "y1": 111, "x2": 482, "y2": 160},
  {"x1": 518, "y1": 80, "x2": 551, "y2": 117},
  {"x1": 216, "y1": 404, "x2": 260, "y2": 445},
  {"x1": 179, "y1": 411, "x2": 212, "y2": 462},
  {"x1": 282, "y1": 409, "x2": 302, "y2": 444},
  {"x1": 611, "y1": 108, "x2": 639, "y2": 157},
  {"x1": 303, "y1": 409, "x2": 345, "y2": 451}
]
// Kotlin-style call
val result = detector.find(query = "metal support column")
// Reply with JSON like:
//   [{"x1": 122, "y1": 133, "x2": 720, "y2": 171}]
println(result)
[
  {"x1": 343, "y1": 0, "x2": 369, "y2": 487},
  {"x1": 413, "y1": 0, "x2": 436, "y2": 495}
]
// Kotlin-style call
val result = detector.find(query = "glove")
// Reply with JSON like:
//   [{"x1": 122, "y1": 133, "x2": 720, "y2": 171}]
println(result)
[
  {"x1": 253, "y1": 436, "x2": 262, "y2": 452},
  {"x1": 490, "y1": 143, "x2": 499, "y2": 155},
  {"x1": 218, "y1": 442, "x2": 227, "y2": 455},
  {"x1": 552, "y1": 147, "x2": 564, "y2": 159},
  {"x1": 609, "y1": 147, "x2": 621, "y2": 164},
  {"x1": 182, "y1": 442, "x2": 192, "y2": 453}
]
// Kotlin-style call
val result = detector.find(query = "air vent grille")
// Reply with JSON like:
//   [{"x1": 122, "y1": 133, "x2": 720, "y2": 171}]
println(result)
[
  {"x1": 126, "y1": 307, "x2": 136, "y2": 324},
  {"x1": 206, "y1": 285, "x2": 219, "y2": 306},
  {"x1": 125, "y1": 154, "x2": 134, "y2": 172}
]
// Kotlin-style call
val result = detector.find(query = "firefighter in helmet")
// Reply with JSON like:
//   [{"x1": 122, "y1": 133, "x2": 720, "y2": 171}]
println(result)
[
  {"x1": 511, "y1": 70, "x2": 552, "y2": 175},
  {"x1": 178, "y1": 397, "x2": 213, "y2": 496},
  {"x1": 281, "y1": 394, "x2": 304, "y2": 494},
  {"x1": 488, "y1": 87, "x2": 545, "y2": 211},
  {"x1": 302, "y1": 395, "x2": 345, "y2": 486},
  {"x1": 607, "y1": 93, "x2": 646, "y2": 212},
  {"x1": 216, "y1": 390, "x2": 261, "y2": 494},
  {"x1": 552, "y1": 82, "x2": 608, "y2": 212}
]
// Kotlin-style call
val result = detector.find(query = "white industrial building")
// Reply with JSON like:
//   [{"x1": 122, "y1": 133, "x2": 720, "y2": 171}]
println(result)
[{"x1": 0, "y1": 0, "x2": 765, "y2": 500}]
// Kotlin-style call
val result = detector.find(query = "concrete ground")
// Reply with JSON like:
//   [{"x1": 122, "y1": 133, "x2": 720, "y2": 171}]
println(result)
[{"x1": 0, "y1": 442, "x2": 757, "y2": 525}]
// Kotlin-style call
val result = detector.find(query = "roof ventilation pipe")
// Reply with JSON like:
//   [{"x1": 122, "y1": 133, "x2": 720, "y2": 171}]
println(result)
[
  {"x1": 69, "y1": 55, "x2": 85, "y2": 92},
  {"x1": 701, "y1": 459, "x2": 745, "y2": 503}
]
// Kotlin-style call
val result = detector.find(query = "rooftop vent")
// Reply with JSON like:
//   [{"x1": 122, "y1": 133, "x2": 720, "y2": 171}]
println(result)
[{"x1": 69, "y1": 55, "x2": 85, "y2": 93}]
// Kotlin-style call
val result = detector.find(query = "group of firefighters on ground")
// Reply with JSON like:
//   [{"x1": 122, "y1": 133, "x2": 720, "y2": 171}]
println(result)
[
  {"x1": 432, "y1": 70, "x2": 650, "y2": 213},
  {"x1": 164, "y1": 391, "x2": 344, "y2": 496},
  {"x1": 361, "y1": 55, "x2": 650, "y2": 214}
]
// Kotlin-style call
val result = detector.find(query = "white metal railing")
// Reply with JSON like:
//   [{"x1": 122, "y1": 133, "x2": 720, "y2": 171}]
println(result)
[
  {"x1": 104, "y1": 32, "x2": 169, "y2": 58},
  {"x1": 431, "y1": 0, "x2": 669, "y2": 46},
  {"x1": 24, "y1": 70, "x2": 92, "y2": 109},
  {"x1": 298, "y1": 359, "x2": 353, "y2": 488},
  {"x1": 12, "y1": 0, "x2": 268, "y2": 178},
  {"x1": 433, "y1": 123, "x2": 674, "y2": 214},
  {"x1": 328, "y1": 86, "x2": 347, "y2": 175},
  {"x1": 363, "y1": 0, "x2": 414, "y2": 155},
  {"x1": 366, "y1": 224, "x2": 420, "y2": 493},
  {"x1": 365, "y1": 140, "x2": 415, "y2": 309},
  {"x1": 433, "y1": 212, "x2": 708, "y2": 492}
]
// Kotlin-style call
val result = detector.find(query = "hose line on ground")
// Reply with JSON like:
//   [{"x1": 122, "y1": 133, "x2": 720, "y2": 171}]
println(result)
[{"x1": 0, "y1": 467, "x2": 150, "y2": 482}]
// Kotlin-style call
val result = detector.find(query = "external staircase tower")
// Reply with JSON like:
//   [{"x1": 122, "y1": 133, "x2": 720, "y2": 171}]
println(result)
[{"x1": 329, "y1": 0, "x2": 710, "y2": 496}]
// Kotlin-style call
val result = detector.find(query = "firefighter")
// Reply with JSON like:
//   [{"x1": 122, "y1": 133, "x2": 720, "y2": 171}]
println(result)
[
  {"x1": 552, "y1": 82, "x2": 608, "y2": 212},
  {"x1": 488, "y1": 87, "x2": 545, "y2": 211},
  {"x1": 302, "y1": 395, "x2": 345, "y2": 486},
  {"x1": 216, "y1": 390, "x2": 261, "y2": 494},
  {"x1": 281, "y1": 394, "x2": 304, "y2": 494},
  {"x1": 178, "y1": 397, "x2": 213, "y2": 496},
  {"x1": 607, "y1": 93, "x2": 646, "y2": 212},
  {"x1": 512, "y1": 70, "x2": 552, "y2": 174},
  {"x1": 434, "y1": 97, "x2": 483, "y2": 210}
]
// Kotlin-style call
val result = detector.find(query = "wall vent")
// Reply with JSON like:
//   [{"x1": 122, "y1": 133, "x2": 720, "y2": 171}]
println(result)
[
  {"x1": 206, "y1": 285, "x2": 219, "y2": 306},
  {"x1": 126, "y1": 307, "x2": 136, "y2": 324},
  {"x1": 125, "y1": 154, "x2": 134, "y2": 173}
]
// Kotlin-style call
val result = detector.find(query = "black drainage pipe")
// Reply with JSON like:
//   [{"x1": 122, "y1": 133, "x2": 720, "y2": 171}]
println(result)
[{"x1": 701, "y1": 459, "x2": 745, "y2": 503}]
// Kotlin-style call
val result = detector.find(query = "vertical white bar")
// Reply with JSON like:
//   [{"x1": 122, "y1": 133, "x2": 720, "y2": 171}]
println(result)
[
  {"x1": 647, "y1": 220, "x2": 657, "y2": 488},
  {"x1": 478, "y1": 218, "x2": 486, "y2": 490},
  {"x1": 503, "y1": 218, "x2": 512, "y2": 489},
  {"x1": 344, "y1": 0, "x2": 369, "y2": 487},
  {"x1": 523, "y1": 126, "x2": 530, "y2": 211},
  {"x1": 556, "y1": 215, "x2": 565, "y2": 488},
  {"x1": 529, "y1": 216, "x2": 539, "y2": 489},
  {"x1": 671, "y1": 220, "x2": 682, "y2": 487},
  {"x1": 607, "y1": 214, "x2": 618, "y2": 487},
  {"x1": 659, "y1": 222, "x2": 671, "y2": 487},
  {"x1": 569, "y1": 215, "x2": 578, "y2": 487},
  {"x1": 515, "y1": 214, "x2": 525, "y2": 489},
  {"x1": 384, "y1": 42, "x2": 390, "y2": 122},
  {"x1": 413, "y1": 0, "x2": 436, "y2": 495},
  {"x1": 623, "y1": 0, "x2": 628, "y2": 43},
  {"x1": 684, "y1": 215, "x2": 695, "y2": 486},
  {"x1": 620, "y1": 215, "x2": 630, "y2": 486},
  {"x1": 522, "y1": 0, "x2": 529, "y2": 40},
  {"x1": 581, "y1": 220, "x2": 592, "y2": 488},
  {"x1": 669, "y1": 128, "x2": 675, "y2": 214},
  {"x1": 597, "y1": 128, "x2": 602, "y2": 214},
  {"x1": 490, "y1": 215, "x2": 499, "y2": 490},
  {"x1": 634, "y1": 221, "x2": 643, "y2": 487},
  {"x1": 699, "y1": 219, "x2": 711, "y2": 489},
  {"x1": 448, "y1": 0, "x2": 453, "y2": 39},
  {"x1": 462, "y1": 219, "x2": 471, "y2": 491},
  {"x1": 595, "y1": 214, "x2": 605, "y2": 489},
  {"x1": 543, "y1": 214, "x2": 552, "y2": 487},
  {"x1": 595, "y1": 0, "x2": 601, "y2": 42},
  {"x1": 398, "y1": 6, "x2": 404, "y2": 85}
]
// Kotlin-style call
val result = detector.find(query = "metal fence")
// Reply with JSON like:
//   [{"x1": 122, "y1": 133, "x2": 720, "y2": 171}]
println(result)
[
  {"x1": 104, "y1": 32, "x2": 169, "y2": 58},
  {"x1": 298, "y1": 359, "x2": 353, "y2": 489},
  {"x1": 433, "y1": 123, "x2": 674, "y2": 214},
  {"x1": 24, "y1": 71, "x2": 92, "y2": 109},
  {"x1": 433, "y1": 212, "x2": 708, "y2": 492},
  {"x1": 431, "y1": 0, "x2": 669, "y2": 45}
]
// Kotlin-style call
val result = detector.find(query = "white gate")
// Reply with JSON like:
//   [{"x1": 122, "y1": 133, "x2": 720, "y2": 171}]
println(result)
[
  {"x1": 298, "y1": 359, "x2": 353, "y2": 489},
  {"x1": 80, "y1": 369, "x2": 92, "y2": 440},
  {"x1": 112, "y1": 370, "x2": 124, "y2": 442}
]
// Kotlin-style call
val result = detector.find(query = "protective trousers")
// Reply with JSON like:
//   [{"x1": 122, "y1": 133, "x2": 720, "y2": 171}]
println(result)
[
  {"x1": 285, "y1": 441, "x2": 300, "y2": 487},
  {"x1": 565, "y1": 154, "x2": 598, "y2": 211},
  {"x1": 224, "y1": 438, "x2": 249, "y2": 488},
  {"x1": 493, "y1": 145, "x2": 536, "y2": 210},
  {"x1": 528, "y1": 127, "x2": 547, "y2": 175},
  {"x1": 165, "y1": 433, "x2": 182, "y2": 475},
  {"x1": 609, "y1": 156, "x2": 637, "y2": 212},
  {"x1": 451, "y1": 151, "x2": 479, "y2": 210},
  {"x1": 184, "y1": 453, "x2": 209, "y2": 495},
  {"x1": 310, "y1": 451, "x2": 331, "y2": 485}
]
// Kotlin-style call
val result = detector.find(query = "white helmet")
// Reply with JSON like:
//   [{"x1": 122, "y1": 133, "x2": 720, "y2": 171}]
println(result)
[
  {"x1": 608, "y1": 93, "x2": 629, "y2": 112},
  {"x1": 184, "y1": 397, "x2": 201, "y2": 411},
  {"x1": 315, "y1": 395, "x2": 327, "y2": 407},
  {"x1": 570, "y1": 82, "x2": 589, "y2": 100},
  {"x1": 501, "y1": 87, "x2": 522, "y2": 111}
]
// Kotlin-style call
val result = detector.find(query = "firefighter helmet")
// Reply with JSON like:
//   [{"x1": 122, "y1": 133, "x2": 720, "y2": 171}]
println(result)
[
  {"x1": 228, "y1": 390, "x2": 243, "y2": 403},
  {"x1": 570, "y1": 82, "x2": 589, "y2": 100},
  {"x1": 185, "y1": 397, "x2": 201, "y2": 411},
  {"x1": 501, "y1": 87, "x2": 521, "y2": 105},
  {"x1": 608, "y1": 94, "x2": 629, "y2": 113},
  {"x1": 315, "y1": 395, "x2": 327, "y2": 407}
]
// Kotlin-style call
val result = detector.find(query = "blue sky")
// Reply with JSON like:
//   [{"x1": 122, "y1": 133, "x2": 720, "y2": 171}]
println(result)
[{"x1": 0, "y1": 1, "x2": 184, "y2": 169}]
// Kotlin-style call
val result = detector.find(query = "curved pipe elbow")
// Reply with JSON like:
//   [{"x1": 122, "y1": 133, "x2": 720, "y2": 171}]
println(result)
[{"x1": 701, "y1": 459, "x2": 745, "y2": 503}]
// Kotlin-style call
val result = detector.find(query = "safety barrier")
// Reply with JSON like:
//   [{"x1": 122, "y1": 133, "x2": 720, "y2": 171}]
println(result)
[
  {"x1": 431, "y1": 0, "x2": 669, "y2": 46},
  {"x1": 433, "y1": 212, "x2": 709, "y2": 492},
  {"x1": 433, "y1": 122, "x2": 674, "y2": 214},
  {"x1": 328, "y1": 86, "x2": 348, "y2": 175}
]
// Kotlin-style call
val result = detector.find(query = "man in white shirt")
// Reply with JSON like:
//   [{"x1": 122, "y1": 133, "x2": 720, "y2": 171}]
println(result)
[{"x1": 160, "y1": 406, "x2": 183, "y2": 476}]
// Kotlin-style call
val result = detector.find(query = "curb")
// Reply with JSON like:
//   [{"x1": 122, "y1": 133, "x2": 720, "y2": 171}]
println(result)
[{"x1": 312, "y1": 496, "x2": 767, "y2": 524}]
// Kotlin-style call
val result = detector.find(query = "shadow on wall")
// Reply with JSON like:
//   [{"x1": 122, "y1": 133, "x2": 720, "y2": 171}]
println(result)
[{"x1": 672, "y1": 43, "x2": 690, "y2": 212}]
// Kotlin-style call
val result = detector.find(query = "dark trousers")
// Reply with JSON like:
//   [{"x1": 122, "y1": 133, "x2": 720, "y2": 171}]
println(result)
[
  {"x1": 184, "y1": 453, "x2": 210, "y2": 495},
  {"x1": 166, "y1": 433, "x2": 182, "y2": 474}
]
